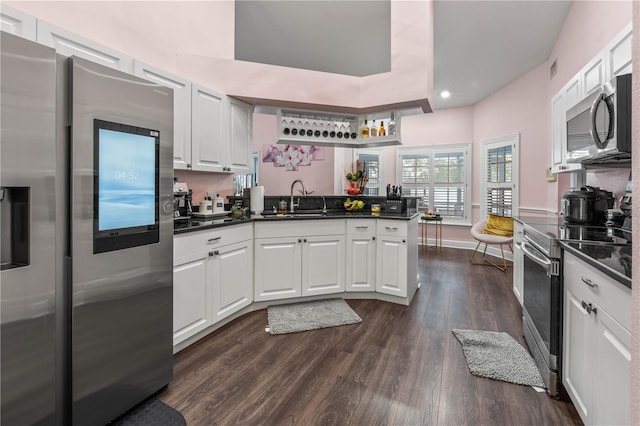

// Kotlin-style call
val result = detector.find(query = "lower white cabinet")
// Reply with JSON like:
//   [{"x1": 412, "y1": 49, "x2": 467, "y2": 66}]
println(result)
[
  {"x1": 346, "y1": 220, "x2": 376, "y2": 292},
  {"x1": 254, "y1": 220, "x2": 346, "y2": 302},
  {"x1": 512, "y1": 220, "x2": 524, "y2": 305},
  {"x1": 173, "y1": 224, "x2": 253, "y2": 346},
  {"x1": 563, "y1": 251, "x2": 630, "y2": 426},
  {"x1": 375, "y1": 218, "x2": 418, "y2": 299}
]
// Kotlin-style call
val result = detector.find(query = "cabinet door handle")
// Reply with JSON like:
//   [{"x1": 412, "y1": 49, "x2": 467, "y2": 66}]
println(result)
[
  {"x1": 303, "y1": 238, "x2": 307, "y2": 243},
  {"x1": 214, "y1": 250, "x2": 219, "y2": 255},
  {"x1": 298, "y1": 239, "x2": 302, "y2": 243},
  {"x1": 372, "y1": 236, "x2": 375, "y2": 241},
  {"x1": 385, "y1": 226, "x2": 398, "y2": 231},
  {"x1": 581, "y1": 301, "x2": 597, "y2": 315},
  {"x1": 208, "y1": 251, "x2": 214, "y2": 257},
  {"x1": 355, "y1": 226, "x2": 369, "y2": 229},
  {"x1": 402, "y1": 239, "x2": 406, "y2": 243},
  {"x1": 208, "y1": 237, "x2": 222, "y2": 243},
  {"x1": 581, "y1": 277, "x2": 598, "y2": 288}
]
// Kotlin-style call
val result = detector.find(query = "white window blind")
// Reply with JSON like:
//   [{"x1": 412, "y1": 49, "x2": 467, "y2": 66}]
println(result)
[
  {"x1": 481, "y1": 134, "x2": 519, "y2": 219},
  {"x1": 355, "y1": 148, "x2": 384, "y2": 196},
  {"x1": 397, "y1": 144, "x2": 471, "y2": 224}
]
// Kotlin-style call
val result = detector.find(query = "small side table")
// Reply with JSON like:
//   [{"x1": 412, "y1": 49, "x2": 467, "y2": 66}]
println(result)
[{"x1": 421, "y1": 215, "x2": 443, "y2": 253}]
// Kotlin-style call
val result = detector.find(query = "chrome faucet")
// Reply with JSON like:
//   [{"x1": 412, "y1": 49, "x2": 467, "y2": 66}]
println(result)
[{"x1": 290, "y1": 179, "x2": 306, "y2": 212}]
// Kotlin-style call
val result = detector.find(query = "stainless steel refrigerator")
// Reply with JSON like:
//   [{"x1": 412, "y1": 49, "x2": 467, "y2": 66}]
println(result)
[{"x1": 1, "y1": 31, "x2": 174, "y2": 425}]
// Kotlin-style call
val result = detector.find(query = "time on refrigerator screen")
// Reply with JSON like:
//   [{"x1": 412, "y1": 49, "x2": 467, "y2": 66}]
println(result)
[{"x1": 98, "y1": 128, "x2": 156, "y2": 231}]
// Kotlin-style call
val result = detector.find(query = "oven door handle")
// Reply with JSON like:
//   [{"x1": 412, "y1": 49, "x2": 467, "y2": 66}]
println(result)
[{"x1": 522, "y1": 241, "x2": 551, "y2": 273}]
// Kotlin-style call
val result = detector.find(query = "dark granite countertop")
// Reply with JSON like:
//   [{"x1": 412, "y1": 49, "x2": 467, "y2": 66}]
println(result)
[
  {"x1": 174, "y1": 210, "x2": 421, "y2": 235},
  {"x1": 560, "y1": 241, "x2": 631, "y2": 289}
]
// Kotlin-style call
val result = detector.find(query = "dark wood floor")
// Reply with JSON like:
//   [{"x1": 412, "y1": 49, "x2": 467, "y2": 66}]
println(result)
[{"x1": 159, "y1": 247, "x2": 582, "y2": 425}]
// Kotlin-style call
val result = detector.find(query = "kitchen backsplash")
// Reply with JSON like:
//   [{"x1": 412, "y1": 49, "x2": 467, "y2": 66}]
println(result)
[
  {"x1": 174, "y1": 170, "x2": 235, "y2": 205},
  {"x1": 586, "y1": 168, "x2": 631, "y2": 207}
]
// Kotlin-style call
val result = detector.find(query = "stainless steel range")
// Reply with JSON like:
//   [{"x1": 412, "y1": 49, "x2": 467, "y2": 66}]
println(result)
[{"x1": 519, "y1": 216, "x2": 632, "y2": 398}]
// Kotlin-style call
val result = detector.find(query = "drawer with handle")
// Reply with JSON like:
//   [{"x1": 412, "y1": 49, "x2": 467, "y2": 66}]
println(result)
[
  {"x1": 376, "y1": 220, "x2": 408, "y2": 237},
  {"x1": 563, "y1": 251, "x2": 631, "y2": 330}
]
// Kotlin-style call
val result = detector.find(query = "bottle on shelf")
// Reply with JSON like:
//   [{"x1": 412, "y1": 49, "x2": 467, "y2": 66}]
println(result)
[
  {"x1": 370, "y1": 119, "x2": 378, "y2": 137},
  {"x1": 361, "y1": 119, "x2": 370, "y2": 138},
  {"x1": 388, "y1": 113, "x2": 396, "y2": 135},
  {"x1": 378, "y1": 120, "x2": 386, "y2": 136}
]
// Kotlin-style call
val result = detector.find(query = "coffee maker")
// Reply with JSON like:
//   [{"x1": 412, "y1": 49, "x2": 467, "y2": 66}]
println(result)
[{"x1": 173, "y1": 180, "x2": 193, "y2": 220}]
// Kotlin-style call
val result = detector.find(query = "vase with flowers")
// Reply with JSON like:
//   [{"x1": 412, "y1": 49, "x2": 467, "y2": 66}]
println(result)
[{"x1": 345, "y1": 160, "x2": 368, "y2": 195}]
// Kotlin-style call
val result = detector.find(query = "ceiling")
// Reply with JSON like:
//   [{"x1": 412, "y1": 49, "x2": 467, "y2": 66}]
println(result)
[
  {"x1": 433, "y1": 0, "x2": 571, "y2": 109},
  {"x1": 235, "y1": 1, "x2": 572, "y2": 110}
]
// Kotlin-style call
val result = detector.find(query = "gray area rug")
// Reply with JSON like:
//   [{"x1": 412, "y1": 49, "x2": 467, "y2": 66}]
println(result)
[
  {"x1": 452, "y1": 329, "x2": 546, "y2": 388},
  {"x1": 267, "y1": 298, "x2": 362, "y2": 335}
]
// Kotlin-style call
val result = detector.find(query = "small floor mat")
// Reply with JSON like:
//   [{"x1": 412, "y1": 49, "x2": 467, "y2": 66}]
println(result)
[
  {"x1": 452, "y1": 329, "x2": 546, "y2": 388},
  {"x1": 110, "y1": 398, "x2": 186, "y2": 426},
  {"x1": 267, "y1": 298, "x2": 362, "y2": 335}
]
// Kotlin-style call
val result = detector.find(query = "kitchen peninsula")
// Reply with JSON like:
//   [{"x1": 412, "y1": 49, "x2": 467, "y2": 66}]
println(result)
[{"x1": 172, "y1": 195, "x2": 420, "y2": 352}]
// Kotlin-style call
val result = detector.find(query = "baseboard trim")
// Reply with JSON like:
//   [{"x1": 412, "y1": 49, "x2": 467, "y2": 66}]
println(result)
[{"x1": 420, "y1": 239, "x2": 514, "y2": 261}]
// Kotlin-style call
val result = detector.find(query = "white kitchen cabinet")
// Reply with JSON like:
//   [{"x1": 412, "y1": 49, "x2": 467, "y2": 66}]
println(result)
[
  {"x1": 36, "y1": 21, "x2": 133, "y2": 72},
  {"x1": 1, "y1": 5, "x2": 36, "y2": 40},
  {"x1": 580, "y1": 52, "x2": 605, "y2": 96},
  {"x1": 550, "y1": 76, "x2": 583, "y2": 174},
  {"x1": 301, "y1": 235, "x2": 346, "y2": 297},
  {"x1": 254, "y1": 220, "x2": 346, "y2": 301},
  {"x1": 346, "y1": 220, "x2": 376, "y2": 292},
  {"x1": 173, "y1": 240, "x2": 213, "y2": 346},
  {"x1": 562, "y1": 250, "x2": 631, "y2": 426},
  {"x1": 254, "y1": 236, "x2": 303, "y2": 301},
  {"x1": 605, "y1": 23, "x2": 632, "y2": 78},
  {"x1": 191, "y1": 84, "x2": 228, "y2": 173},
  {"x1": 173, "y1": 224, "x2": 253, "y2": 346},
  {"x1": 133, "y1": 61, "x2": 192, "y2": 170},
  {"x1": 211, "y1": 239, "x2": 253, "y2": 322},
  {"x1": 512, "y1": 220, "x2": 523, "y2": 305},
  {"x1": 228, "y1": 97, "x2": 254, "y2": 173},
  {"x1": 375, "y1": 218, "x2": 418, "y2": 299}
]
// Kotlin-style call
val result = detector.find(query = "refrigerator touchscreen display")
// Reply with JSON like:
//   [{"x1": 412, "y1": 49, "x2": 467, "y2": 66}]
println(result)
[{"x1": 94, "y1": 119, "x2": 159, "y2": 253}]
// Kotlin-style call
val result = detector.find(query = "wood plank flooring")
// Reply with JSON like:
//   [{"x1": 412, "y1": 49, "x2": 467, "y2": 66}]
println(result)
[{"x1": 159, "y1": 247, "x2": 582, "y2": 425}]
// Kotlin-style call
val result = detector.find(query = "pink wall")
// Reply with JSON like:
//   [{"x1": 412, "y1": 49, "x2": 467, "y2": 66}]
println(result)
[
  {"x1": 252, "y1": 114, "x2": 335, "y2": 196},
  {"x1": 472, "y1": 63, "x2": 550, "y2": 222},
  {"x1": 7, "y1": 1, "x2": 433, "y2": 107}
]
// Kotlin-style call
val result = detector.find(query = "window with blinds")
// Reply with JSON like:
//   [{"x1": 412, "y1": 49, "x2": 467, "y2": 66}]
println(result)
[
  {"x1": 397, "y1": 144, "x2": 471, "y2": 224},
  {"x1": 355, "y1": 149, "x2": 384, "y2": 196},
  {"x1": 481, "y1": 134, "x2": 519, "y2": 219}
]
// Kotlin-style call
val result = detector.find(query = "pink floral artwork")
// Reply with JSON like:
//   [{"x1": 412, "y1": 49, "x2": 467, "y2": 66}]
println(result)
[{"x1": 262, "y1": 144, "x2": 324, "y2": 171}]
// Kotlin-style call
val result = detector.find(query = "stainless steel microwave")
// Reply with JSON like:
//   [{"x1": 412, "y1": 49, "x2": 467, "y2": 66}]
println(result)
[{"x1": 566, "y1": 73, "x2": 631, "y2": 165}]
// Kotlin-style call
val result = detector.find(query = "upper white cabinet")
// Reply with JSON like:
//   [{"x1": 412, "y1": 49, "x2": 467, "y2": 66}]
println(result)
[
  {"x1": 580, "y1": 52, "x2": 605, "y2": 97},
  {"x1": 37, "y1": 21, "x2": 133, "y2": 72},
  {"x1": 228, "y1": 98, "x2": 254, "y2": 173},
  {"x1": 605, "y1": 22, "x2": 632, "y2": 78},
  {"x1": 562, "y1": 251, "x2": 630, "y2": 426},
  {"x1": 1, "y1": 5, "x2": 36, "y2": 40},
  {"x1": 192, "y1": 84, "x2": 228, "y2": 173},
  {"x1": 133, "y1": 61, "x2": 192, "y2": 170},
  {"x1": 191, "y1": 88, "x2": 253, "y2": 173},
  {"x1": 550, "y1": 23, "x2": 631, "y2": 173}
]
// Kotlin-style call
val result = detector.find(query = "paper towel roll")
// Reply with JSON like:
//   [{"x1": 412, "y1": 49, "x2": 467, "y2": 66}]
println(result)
[{"x1": 250, "y1": 186, "x2": 265, "y2": 215}]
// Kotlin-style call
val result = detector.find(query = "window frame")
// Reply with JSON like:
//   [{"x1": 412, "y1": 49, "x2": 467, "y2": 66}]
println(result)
[
  {"x1": 480, "y1": 133, "x2": 520, "y2": 220},
  {"x1": 354, "y1": 147, "x2": 385, "y2": 196},
  {"x1": 396, "y1": 143, "x2": 472, "y2": 226}
]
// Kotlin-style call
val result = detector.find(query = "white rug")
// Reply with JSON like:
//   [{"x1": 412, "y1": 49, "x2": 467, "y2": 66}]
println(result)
[
  {"x1": 452, "y1": 329, "x2": 546, "y2": 388},
  {"x1": 267, "y1": 298, "x2": 362, "y2": 335}
]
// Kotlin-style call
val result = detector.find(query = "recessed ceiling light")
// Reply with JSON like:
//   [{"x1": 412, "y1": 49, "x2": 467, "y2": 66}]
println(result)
[{"x1": 440, "y1": 90, "x2": 451, "y2": 99}]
